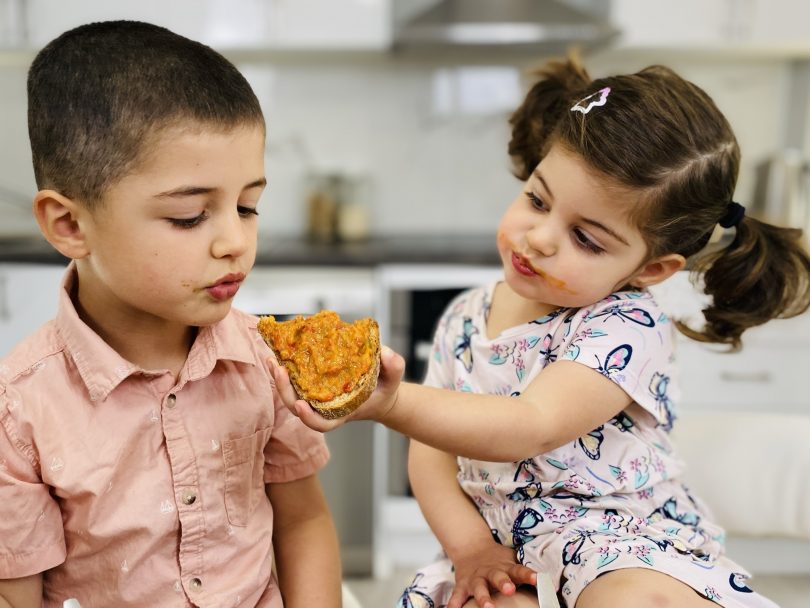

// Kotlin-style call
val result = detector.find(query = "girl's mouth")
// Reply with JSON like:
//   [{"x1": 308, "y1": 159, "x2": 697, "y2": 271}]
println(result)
[
  {"x1": 509, "y1": 251, "x2": 574, "y2": 293},
  {"x1": 511, "y1": 252, "x2": 537, "y2": 277}
]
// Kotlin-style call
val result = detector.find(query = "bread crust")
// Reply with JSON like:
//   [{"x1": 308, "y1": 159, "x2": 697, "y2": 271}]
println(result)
[{"x1": 258, "y1": 313, "x2": 380, "y2": 419}]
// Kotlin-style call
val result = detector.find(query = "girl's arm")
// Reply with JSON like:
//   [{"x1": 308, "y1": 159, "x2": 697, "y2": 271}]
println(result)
[
  {"x1": 266, "y1": 474, "x2": 341, "y2": 608},
  {"x1": 409, "y1": 440, "x2": 536, "y2": 608},
  {"x1": 271, "y1": 350, "x2": 633, "y2": 462},
  {"x1": 0, "y1": 574, "x2": 43, "y2": 608}
]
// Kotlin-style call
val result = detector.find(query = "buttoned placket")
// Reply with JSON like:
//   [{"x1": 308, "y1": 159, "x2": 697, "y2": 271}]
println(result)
[{"x1": 160, "y1": 387, "x2": 207, "y2": 603}]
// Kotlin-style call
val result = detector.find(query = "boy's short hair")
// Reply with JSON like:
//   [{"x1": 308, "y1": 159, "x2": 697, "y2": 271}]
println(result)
[{"x1": 27, "y1": 20, "x2": 265, "y2": 207}]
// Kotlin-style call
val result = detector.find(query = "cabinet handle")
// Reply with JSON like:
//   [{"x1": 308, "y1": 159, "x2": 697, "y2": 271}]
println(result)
[{"x1": 719, "y1": 371, "x2": 772, "y2": 383}]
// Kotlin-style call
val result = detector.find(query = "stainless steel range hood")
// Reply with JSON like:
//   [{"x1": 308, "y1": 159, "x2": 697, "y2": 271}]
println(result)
[{"x1": 393, "y1": 0, "x2": 619, "y2": 53}]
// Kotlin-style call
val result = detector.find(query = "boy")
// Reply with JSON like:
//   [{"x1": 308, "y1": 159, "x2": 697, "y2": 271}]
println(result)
[{"x1": 0, "y1": 21, "x2": 341, "y2": 607}]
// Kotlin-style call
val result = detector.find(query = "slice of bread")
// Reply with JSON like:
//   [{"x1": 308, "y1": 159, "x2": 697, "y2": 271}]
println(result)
[{"x1": 257, "y1": 310, "x2": 380, "y2": 419}]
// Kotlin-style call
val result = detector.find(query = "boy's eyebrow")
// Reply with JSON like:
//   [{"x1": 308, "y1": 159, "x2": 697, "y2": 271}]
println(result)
[
  {"x1": 532, "y1": 167, "x2": 630, "y2": 247},
  {"x1": 154, "y1": 178, "x2": 267, "y2": 198}
]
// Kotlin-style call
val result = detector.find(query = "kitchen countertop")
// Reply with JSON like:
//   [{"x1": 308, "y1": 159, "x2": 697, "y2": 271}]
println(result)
[{"x1": 0, "y1": 233, "x2": 501, "y2": 266}]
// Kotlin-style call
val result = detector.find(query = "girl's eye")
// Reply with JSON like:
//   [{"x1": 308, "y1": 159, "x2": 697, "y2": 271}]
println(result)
[
  {"x1": 168, "y1": 212, "x2": 208, "y2": 229},
  {"x1": 573, "y1": 228, "x2": 605, "y2": 255},
  {"x1": 237, "y1": 206, "x2": 259, "y2": 218},
  {"x1": 525, "y1": 191, "x2": 547, "y2": 211}
]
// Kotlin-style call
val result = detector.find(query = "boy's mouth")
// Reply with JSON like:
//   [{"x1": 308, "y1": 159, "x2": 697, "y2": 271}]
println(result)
[{"x1": 206, "y1": 272, "x2": 245, "y2": 301}]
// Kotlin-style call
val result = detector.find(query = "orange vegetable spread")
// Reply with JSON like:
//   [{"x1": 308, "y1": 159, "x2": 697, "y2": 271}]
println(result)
[{"x1": 262, "y1": 310, "x2": 376, "y2": 403}]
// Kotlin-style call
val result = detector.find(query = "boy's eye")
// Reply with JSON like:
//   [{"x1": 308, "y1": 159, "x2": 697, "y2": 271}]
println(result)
[
  {"x1": 237, "y1": 206, "x2": 259, "y2": 217},
  {"x1": 573, "y1": 228, "x2": 605, "y2": 255},
  {"x1": 168, "y1": 212, "x2": 208, "y2": 229},
  {"x1": 525, "y1": 191, "x2": 547, "y2": 211}
]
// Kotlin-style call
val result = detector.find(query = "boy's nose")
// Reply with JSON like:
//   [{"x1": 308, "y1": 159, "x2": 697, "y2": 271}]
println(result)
[{"x1": 211, "y1": 212, "x2": 251, "y2": 259}]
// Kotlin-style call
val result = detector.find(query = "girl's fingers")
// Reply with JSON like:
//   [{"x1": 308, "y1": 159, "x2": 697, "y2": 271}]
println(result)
[
  {"x1": 446, "y1": 586, "x2": 468, "y2": 608},
  {"x1": 378, "y1": 346, "x2": 405, "y2": 385},
  {"x1": 511, "y1": 565, "x2": 538, "y2": 586},
  {"x1": 489, "y1": 570, "x2": 516, "y2": 595},
  {"x1": 269, "y1": 360, "x2": 300, "y2": 407},
  {"x1": 472, "y1": 579, "x2": 495, "y2": 608},
  {"x1": 295, "y1": 401, "x2": 342, "y2": 432}
]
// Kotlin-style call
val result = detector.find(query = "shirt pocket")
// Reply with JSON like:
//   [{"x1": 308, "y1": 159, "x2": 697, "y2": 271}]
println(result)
[{"x1": 222, "y1": 427, "x2": 273, "y2": 527}]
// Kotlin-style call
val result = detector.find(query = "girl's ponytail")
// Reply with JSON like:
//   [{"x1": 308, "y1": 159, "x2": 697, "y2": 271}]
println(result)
[
  {"x1": 679, "y1": 216, "x2": 810, "y2": 351},
  {"x1": 508, "y1": 55, "x2": 591, "y2": 181}
]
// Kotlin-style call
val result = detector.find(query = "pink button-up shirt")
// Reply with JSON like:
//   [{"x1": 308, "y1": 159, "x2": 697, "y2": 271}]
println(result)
[{"x1": 0, "y1": 266, "x2": 330, "y2": 607}]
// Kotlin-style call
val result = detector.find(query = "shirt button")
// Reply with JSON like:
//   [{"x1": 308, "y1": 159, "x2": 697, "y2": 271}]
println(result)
[
  {"x1": 182, "y1": 491, "x2": 197, "y2": 505},
  {"x1": 190, "y1": 577, "x2": 202, "y2": 591},
  {"x1": 166, "y1": 394, "x2": 177, "y2": 408}
]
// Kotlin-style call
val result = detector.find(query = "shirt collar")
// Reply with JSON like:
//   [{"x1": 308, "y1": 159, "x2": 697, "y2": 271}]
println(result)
[{"x1": 56, "y1": 263, "x2": 257, "y2": 403}]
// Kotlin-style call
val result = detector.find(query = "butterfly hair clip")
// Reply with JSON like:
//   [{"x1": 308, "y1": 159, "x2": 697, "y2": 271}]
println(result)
[{"x1": 570, "y1": 86, "x2": 611, "y2": 115}]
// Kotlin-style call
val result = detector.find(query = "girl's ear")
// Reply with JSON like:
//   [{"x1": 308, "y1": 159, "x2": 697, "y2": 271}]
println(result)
[
  {"x1": 33, "y1": 189, "x2": 91, "y2": 260},
  {"x1": 629, "y1": 253, "x2": 686, "y2": 288}
]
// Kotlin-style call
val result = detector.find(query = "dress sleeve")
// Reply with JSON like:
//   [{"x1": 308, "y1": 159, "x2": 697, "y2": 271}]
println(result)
[
  {"x1": 0, "y1": 389, "x2": 66, "y2": 578},
  {"x1": 560, "y1": 295, "x2": 678, "y2": 429}
]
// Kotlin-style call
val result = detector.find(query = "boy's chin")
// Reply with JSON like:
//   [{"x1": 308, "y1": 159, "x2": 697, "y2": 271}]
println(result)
[{"x1": 186, "y1": 303, "x2": 234, "y2": 327}]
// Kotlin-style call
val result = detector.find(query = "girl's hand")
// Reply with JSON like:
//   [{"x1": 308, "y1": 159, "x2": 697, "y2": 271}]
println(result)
[
  {"x1": 448, "y1": 542, "x2": 537, "y2": 608},
  {"x1": 268, "y1": 346, "x2": 406, "y2": 432}
]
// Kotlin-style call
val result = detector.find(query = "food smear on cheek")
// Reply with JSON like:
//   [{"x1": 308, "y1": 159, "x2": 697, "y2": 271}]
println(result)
[{"x1": 499, "y1": 232, "x2": 576, "y2": 295}]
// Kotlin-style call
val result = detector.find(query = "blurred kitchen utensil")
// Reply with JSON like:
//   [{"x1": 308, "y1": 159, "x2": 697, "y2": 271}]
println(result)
[
  {"x1": 305, "y1": 173, "x2": 340, "y2": 244},
  {"x1": 304, "y1": 172, "x2": 371, "y2": 243},
  {"x1": 750, "y1": 148, "x2": 810, "y2": 244}
]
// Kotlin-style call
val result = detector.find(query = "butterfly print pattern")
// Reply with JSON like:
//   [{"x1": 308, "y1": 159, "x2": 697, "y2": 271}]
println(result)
[{"x1": 402, "y1": 285, "x2": 777, "y2": 608}]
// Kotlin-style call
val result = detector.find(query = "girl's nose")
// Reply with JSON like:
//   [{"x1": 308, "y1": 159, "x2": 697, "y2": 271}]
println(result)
[
  {"x1": 526, "y1": 222, "x2": 558, "y2": 257},
  {"x1": 211, "y1": 211, "x2": 251, "y2": 259}
]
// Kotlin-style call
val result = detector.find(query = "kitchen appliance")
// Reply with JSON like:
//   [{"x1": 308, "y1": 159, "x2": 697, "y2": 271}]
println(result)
[
  {"x1": 393, "y1": 0, "x2": 619, "y2": 53},
  {"x1": 750, "y1": 149, "x2": 810, "y2": 245}
]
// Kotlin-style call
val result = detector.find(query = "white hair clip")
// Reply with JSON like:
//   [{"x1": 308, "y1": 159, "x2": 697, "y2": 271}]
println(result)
[{"x1": 570, "y1": 87, "x2": 611, "y2": 115}]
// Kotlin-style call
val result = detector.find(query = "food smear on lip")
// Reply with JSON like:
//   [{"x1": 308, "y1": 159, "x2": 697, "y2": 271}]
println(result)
[{"x1": 498, "y1": 232, "x2": 576, "y2": 294}]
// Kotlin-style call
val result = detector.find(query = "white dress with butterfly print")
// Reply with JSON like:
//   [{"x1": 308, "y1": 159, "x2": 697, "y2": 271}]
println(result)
[{"x1": 397, "y1": 283, "x2": 778, "y2": 608}]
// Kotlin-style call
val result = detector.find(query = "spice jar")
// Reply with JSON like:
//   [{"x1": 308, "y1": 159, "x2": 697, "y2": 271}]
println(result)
[
  {"x1": 305, "y1": 174, "x2": 339, "y2": 243},
  {"x1": 336, "y1": 174, "x2": 371, "y2": 242}
]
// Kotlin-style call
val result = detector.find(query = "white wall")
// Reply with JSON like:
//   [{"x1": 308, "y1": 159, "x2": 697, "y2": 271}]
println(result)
[{"x1": 0, "y1": 52, "x2": 792, "y2": 239}]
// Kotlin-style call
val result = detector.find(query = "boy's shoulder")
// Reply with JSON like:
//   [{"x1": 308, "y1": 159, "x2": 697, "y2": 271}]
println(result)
[{"x1": 0, "y1": 320, "x2": 65, "y2": 391}]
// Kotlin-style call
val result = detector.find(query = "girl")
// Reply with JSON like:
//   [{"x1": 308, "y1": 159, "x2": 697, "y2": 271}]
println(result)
[{"x1": 271, "y1": 57, "x2": 810, "y2": 608}]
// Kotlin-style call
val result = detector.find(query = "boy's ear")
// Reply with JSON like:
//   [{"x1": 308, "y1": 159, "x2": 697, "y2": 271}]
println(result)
[
  {"x1": 33, "y1": 189, "x2": 91, "y2": 259},
  {"x1": 629, "y1": 253, "x2": 686, "y2": 288}
]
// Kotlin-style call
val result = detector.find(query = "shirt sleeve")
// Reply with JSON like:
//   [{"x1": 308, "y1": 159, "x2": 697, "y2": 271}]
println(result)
[
  {"x1": 0, "y1": 389, "x2": 66, "y2": 578},
  {"x1": 560, "y1": 295, "x2": 678, "y2": 429},
  {"x1": 262, "y1": 385, "x2": 330, "y2": 485}
]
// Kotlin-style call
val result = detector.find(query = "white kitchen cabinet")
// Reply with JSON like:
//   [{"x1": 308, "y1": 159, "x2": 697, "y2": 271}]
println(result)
[
  {"x1": 611, "y1": 0, "x2": 810, "y2": 55},
  {"x1": 19, "y1": 0, "x2": 392, "y2": 51},
  {"x1": 0, "y1": 263, "x2": 65, "y2": 358}
]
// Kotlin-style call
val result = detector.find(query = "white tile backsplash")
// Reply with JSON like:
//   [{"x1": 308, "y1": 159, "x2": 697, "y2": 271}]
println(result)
[{"x1": 0, "y1": 52, "x2": 795, "y2": 238}]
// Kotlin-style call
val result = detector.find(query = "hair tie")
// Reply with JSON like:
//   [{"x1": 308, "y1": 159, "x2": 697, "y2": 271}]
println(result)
[{"x1": 718, "y1": 201, "x2": 745, "y2": 228}]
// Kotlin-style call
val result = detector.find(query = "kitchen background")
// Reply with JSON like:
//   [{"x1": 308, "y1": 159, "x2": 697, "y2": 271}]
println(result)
[{"x1": 1, "y1": 1, "x2": 810, "y2": 606}]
